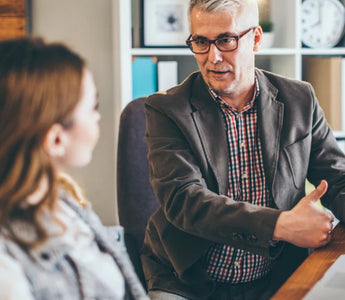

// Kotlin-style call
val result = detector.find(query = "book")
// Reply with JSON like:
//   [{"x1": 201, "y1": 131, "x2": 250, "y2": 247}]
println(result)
[
  {"x1": 305, "y1": 56, "x2": 342, "y2": 131},
  {"x1": 132, "y1": 56, "x2": 157, "y2": 99},
  {"x1": 158, "y1": 61, "x2": 178, "y2": 92}
]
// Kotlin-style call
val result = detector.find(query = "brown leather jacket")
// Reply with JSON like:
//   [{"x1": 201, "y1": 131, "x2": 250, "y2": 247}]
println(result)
[{"x1": 141, "y1": 69, "x2": 345, "y2": 299}]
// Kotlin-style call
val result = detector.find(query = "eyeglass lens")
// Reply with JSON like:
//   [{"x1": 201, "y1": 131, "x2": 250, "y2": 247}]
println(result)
[
  {"x1": 191, "y1": 37, "x2": 237, "y2": 53},
  {"x1": 187, "y1": 27, "x2": 255, "y2": 54}
]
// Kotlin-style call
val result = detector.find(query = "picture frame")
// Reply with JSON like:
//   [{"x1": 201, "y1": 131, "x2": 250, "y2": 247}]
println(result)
[
  {"x1": 0, "y1": 0, "x2": 31, "y2": 40},
  {"x1": 142, "y1": 0, "x2": 190, "y2": 47}
]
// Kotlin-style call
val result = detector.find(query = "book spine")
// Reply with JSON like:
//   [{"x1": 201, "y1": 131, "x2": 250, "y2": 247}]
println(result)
[{"x1": 158, "y1": 61, "x2": 178, "y2": 92}]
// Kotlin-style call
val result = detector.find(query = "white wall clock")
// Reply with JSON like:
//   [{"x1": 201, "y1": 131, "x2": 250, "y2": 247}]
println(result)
[{"x1": 301, "y1": 0, "x2": 345, "y2": 48}]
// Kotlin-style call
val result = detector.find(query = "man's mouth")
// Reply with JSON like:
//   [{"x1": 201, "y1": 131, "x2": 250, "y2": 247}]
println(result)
[{"x1": 209, "y1": 70, "x2": 228, "y2": 74}]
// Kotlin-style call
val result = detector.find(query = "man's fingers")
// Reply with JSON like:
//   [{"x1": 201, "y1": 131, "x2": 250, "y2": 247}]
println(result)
[
  {"x1": 305, "y1": 180, "x2": 328, "y2": 202},
  {"x1": 323, "y1": 231, "x2": 332, "y2": 245}
]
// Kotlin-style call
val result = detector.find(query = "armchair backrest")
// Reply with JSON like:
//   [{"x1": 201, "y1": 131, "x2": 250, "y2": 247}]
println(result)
[{"x1": 117, "y1": 97, "x2": 159, "y2": 286}]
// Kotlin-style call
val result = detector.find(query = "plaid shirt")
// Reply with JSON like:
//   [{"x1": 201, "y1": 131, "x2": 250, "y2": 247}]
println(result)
[{"x1": 203, "y1": 79, "x2": 273, "y2": 283}]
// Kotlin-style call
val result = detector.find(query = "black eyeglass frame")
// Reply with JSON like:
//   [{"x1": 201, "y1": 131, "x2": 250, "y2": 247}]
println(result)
[{"x1": 185, "y1": 26, "x2": 257, "y2": 54}]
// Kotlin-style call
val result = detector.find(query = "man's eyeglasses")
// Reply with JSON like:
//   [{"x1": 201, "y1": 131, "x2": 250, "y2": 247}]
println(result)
[{"x1": 186, "y1": 27, "x2": 256, "y2": 54}]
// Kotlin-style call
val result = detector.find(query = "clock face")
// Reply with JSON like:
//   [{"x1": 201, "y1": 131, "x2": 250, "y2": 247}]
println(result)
[{"x1": 301, "y1": 0, "x2": 345, "y2": 48}]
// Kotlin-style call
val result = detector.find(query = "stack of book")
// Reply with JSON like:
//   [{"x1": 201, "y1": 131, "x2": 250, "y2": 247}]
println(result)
[{"x1": 132, "y1": 57, "x2": 178, "y2": 99}]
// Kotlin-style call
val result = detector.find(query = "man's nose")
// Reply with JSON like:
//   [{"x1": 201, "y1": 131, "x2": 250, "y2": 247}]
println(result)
[{"x1": 208, "y1": 43, "x2": 223, "y2": 63}]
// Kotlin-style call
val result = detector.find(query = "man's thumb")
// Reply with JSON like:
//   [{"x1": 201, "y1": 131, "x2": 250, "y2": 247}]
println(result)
[{"x1": 306, "y1": 180, "x2": 328, "y2": 202}]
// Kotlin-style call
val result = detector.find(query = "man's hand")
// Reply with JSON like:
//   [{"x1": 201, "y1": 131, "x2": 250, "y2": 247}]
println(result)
[{"x1": 273, "y1": 180, "x2": 334, "y2": 248}]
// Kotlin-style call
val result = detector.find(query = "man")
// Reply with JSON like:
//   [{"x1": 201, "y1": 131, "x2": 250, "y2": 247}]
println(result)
[{"x1": 141, "y1": 0, "x2": 345, "y2": 299}]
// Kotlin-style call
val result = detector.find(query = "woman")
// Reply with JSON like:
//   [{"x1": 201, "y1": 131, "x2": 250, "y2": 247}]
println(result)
[{"x1": 0, "y1": 37, "x2": 148, "y2": 300}]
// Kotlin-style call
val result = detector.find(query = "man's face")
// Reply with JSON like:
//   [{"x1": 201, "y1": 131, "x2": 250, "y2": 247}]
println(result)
[{"x1": 189, "y1": 7, "x2": 262, "y2": 99}]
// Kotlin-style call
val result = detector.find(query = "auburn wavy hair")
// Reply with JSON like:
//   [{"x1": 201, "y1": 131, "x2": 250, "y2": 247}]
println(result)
[{"x1": 0, "y1": 37, "x2": 85, "y2": 247}]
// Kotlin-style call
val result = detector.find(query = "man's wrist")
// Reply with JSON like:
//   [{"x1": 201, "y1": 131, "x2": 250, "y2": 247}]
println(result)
[{"x1": 273, "y1": 211, "x2": 289, "y2": 241}]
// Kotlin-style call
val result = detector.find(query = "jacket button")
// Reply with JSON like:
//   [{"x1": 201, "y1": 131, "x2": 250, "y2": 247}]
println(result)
[
  {"x1": 232, "y1": 233, "x2": 244, "y2": 240},
  {"x1": 247, "y1": 235, "x2": 257, "y2": 241},
  {"x1": 40, "y1": 252, "x2": 50, "y2": 260}
]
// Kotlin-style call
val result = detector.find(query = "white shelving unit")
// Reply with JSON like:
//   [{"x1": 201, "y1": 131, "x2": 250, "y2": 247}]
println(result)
[{"x1": 113, "y1": 0, "x2": 345, "y2": 138}]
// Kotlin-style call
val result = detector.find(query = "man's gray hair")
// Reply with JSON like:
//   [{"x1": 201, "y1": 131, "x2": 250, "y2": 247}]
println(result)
[
  {"x1": 189, "y1": 0, "x2": 241, "y2": 14},
  {"x1": 188, "y1": 0, "x2": 259, "y2": 27}
]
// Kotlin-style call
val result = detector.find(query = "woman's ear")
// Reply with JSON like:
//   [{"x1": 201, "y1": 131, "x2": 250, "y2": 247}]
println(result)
[
  {"x1": 253, "y1": 26, "x2": 263, "y2": 52},
  {"x1": 43, "y1": 123, "x2": 66, "y2": 159}
]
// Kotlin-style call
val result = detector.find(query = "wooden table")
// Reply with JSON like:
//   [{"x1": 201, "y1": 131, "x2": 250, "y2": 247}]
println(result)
[{"x1": 271, "y1": 223, "x2": 345, "y2": 299}]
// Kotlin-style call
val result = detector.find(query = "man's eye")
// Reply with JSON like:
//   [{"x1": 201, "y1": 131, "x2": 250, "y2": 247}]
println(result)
[
  {"x1": 218, "y1": 37, "x2": 235, "y2": 45},
  {"x1": 195, "y1": 39, "x2": 208, "y2": 45}
]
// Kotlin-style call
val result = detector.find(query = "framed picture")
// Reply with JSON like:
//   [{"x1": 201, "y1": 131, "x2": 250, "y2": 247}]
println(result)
[
  {"x1": 0, "y1": 0, "x2": 31, "y2": 40},
  {"x1": 143, "y1": 0, "x2": 190, "y2": 47}
]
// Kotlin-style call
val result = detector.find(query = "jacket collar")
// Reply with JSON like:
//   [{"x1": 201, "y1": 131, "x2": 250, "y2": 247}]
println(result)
[
  {"x1": 189, "y1": 70, "x2": 283, "y2": 194},
  {"x1": 190, "y1": 74, "x2": 229, "y2": 195},
  {"x1": 2, "y1": 193, "x2": 95, "y2": 270}
]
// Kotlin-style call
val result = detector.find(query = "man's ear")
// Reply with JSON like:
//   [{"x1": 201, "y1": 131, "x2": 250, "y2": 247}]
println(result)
[
  {"x1": 43, "y1": 123, "x2": 66, "y2": 159},
  {"x1": 253, "y1": 26, "x2": 263, "y2": 52}
]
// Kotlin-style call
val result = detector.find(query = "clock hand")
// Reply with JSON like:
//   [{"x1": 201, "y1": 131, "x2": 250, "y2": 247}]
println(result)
[
  {"x1": 318, "y1": 0, "x2": 322, "y2": 23},
  {"x1": 312, "y1": 0, "x2": 322, "y2": 27}
]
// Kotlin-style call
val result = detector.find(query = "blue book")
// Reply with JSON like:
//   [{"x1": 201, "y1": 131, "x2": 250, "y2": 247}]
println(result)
[{"x1": 132, "y1": 57, "x2": 157, "y2": 99}]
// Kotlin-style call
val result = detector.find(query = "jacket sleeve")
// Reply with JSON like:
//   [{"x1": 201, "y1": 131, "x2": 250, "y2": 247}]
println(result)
[
  {"x1": 145, "y1": 100, "x2": 281, "y2": 255},
  {"x1": 306, "y1": 84, "x2": 345, "y2": 222},
  {"x1": 0, "y1": 247, "x2": 34, "y2": 300}
]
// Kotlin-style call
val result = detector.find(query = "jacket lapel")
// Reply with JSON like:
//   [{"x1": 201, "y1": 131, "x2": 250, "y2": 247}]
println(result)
[
  {"x1": 256, "y1": 70, "x2": 284, "y2": 191},
  {"x1": 190, "y1": 75, "x2": 229, "y2": 195}
]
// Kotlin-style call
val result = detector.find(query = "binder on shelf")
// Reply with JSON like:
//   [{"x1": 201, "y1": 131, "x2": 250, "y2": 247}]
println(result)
[
  {"x1": 132, "y1": 56, "x2": 157, "y2": 99},
  {"x1": 158, "y1": 61, "x2": 178, "y2": 92},
  {"x1": 305, "y1": 56, "x2": 342, "y2": 131}
]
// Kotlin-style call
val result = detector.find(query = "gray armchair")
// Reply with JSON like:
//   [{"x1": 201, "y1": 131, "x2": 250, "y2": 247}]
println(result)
[{"x1": 117, "y1": 97, "x2": 159, "y2": 288}]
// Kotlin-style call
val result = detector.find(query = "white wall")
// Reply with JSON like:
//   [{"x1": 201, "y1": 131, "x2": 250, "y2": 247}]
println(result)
[{"x1": 31, "y1": 0, "x2": 118, "y2": 225}]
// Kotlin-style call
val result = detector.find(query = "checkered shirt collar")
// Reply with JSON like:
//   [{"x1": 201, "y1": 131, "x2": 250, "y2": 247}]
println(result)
[{"x1": 208, "y1": 77, "x2": 260, "y2": 113}]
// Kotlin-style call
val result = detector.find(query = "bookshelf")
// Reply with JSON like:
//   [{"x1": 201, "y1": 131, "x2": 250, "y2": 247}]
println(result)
[{"x1": 112, "y1": 0, "x2": 345, "y2": 137}]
